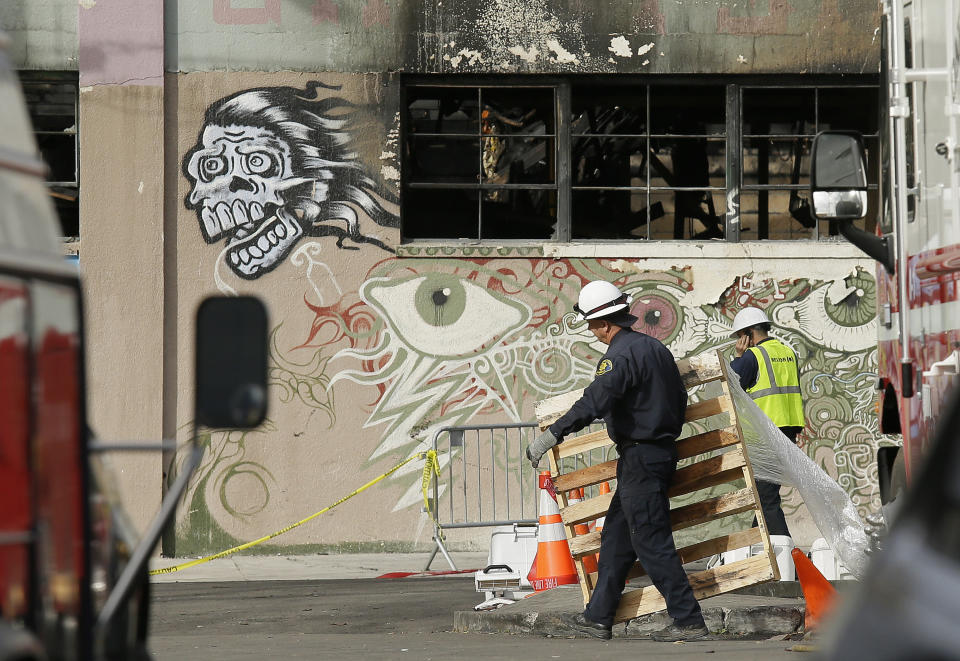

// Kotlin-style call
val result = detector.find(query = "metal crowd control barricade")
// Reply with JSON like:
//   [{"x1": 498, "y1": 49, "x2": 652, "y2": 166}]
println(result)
[{"x1": 424, "y1": 421, "x2": 609, "y2": 571}]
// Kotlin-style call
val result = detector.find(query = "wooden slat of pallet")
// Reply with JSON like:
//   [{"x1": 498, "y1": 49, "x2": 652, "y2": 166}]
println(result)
[
  {"x1": 676, "y1": 426, "x2": 741, "y2": 460},
  {"x1": 613, "y1": 553, "x2": 776, "y2": 623},
  {"x1": 669, "y1": 466, "x2": 746, "y2": 498},
  {"x1": 581, "y1": 527, "x2": 765, "y2": 579},
  {"x1": 554, "y1": 429, "x2": 614, "y2": 460},
  {"x1": 684, "y1": 394, "x2": 732, "y2": 423},
  {"x1": 669, "y1": 488, "x2": 757, "y2": 531},
  {"x1": 569, "y1": 530, "x2": 601, "y2": 558},
  {"x1": 553, "y1": 487, "x2": 595, "y2": 602},
  {"x1": 552, "y1": 460, "x2": 617, "y2": 492},
  {"x1": 569, "y1": 498, "x2": 762, "y2": 560},
  {"x1": 676, "y1": 527, "x2": 763, "y2": 567},
  {"x1": 560, "y1": 492, "x2": 613, "y2": 527},
  {"x1": 675, "y1": 353, "x2": 724, "y2": 389},
  {"x1": 554, "y1": 425, "x2": 741, "y2": 493},
  {"x1": 559, "y1": 450, "x2": 750, "y2": 552},
  {"x1": 569, "y1": 493, "x2": 760, "y2": 558},
  {"x1": 554, "y1": 426, "x2": 741, "y2": 493},
  {"x1": 667, "y1": 447, "x2": 745, "y2": 497},
  {"x1": 534, "y1": 389, "x2": 584, "y2": 430}
]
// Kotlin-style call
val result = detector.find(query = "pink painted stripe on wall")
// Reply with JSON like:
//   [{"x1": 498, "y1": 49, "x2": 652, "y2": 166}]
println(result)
[{"x1": 79, "y1": 0, "x2": 164, "y2": 87}]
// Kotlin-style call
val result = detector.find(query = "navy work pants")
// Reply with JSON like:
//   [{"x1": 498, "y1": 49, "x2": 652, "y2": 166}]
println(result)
[
  {"x1": 750, "y1": 427, "x2": 798, "y2": 538},
  {"x1": 754, "y1": 479, "x2": 790, "y2": 537},
  {"x1": 584, "y1": 443, "x2": 703, "y2": 627}
]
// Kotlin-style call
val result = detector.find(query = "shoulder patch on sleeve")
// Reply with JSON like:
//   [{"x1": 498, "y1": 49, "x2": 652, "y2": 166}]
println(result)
[{"x1": 596, "y1": 359, "x2": 614, "y2": 376}]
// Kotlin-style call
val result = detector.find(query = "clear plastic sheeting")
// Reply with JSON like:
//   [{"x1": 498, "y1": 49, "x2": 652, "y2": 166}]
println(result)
[{"x1": 720, "y1": 359, "x2": 870, "y2": 580}]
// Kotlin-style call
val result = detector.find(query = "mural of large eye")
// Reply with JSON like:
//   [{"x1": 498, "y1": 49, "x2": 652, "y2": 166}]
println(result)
[
  {"x1": 363, "y1": 274, "x2": 529, "y2": 357},
  {"x1": 628, "y1": 291, "x2": 681, "y2": 344},
  {"x1": 824, "y1": 271, "x2": 876, "y2": 327},
  {"x1": 243, "y1": 151, "x2": 281, "y2": 178},
  {"x1": 199, "y1": 154, "x2": 228, "y2": 183},
  {"x1": 771, "y1": 270, "x2": 877, "y2": 352}
]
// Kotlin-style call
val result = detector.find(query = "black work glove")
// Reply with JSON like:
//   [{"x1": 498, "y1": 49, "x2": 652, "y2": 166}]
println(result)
[{"x1": 525, "y1": 429, "x2": 558, "y2": 469}]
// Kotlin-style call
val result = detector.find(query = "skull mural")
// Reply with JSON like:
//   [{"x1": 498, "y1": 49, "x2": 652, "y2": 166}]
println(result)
[{"x1": 183, "y1": 81, "x2": 400, "y2": 279}]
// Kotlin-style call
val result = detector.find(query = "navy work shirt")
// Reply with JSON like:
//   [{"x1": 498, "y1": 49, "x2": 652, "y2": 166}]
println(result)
[
  {"x1": 548, "y1": 329, "x2": 687, "y2": 462},
  {"x1": 730, "y1": 339, "x2": 764, "y2": 391}
]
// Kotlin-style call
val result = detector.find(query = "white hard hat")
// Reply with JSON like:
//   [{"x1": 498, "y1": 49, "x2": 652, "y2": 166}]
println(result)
[
  {"x1": 574, "y1": 281, "x2": 633, "y2": 322},
  {"x1": 730, "y1": 307, "x2": 771, "y2": 336}
]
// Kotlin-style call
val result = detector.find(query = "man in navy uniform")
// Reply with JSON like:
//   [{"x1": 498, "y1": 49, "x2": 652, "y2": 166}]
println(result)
[{"x1": 526, "y1": 280, "x2": 707, "y2": 642}]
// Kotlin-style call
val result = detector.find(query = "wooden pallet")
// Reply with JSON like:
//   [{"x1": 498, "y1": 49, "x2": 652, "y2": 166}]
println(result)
[{"x1": 534, "y1": 350, "x2": 779, "y2": 623}]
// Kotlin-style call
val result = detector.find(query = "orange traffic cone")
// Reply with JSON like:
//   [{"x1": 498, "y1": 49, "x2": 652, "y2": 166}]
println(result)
[
  {"x1": 592, "y1": 481, "x2": 611, "y2": 566},
  {"x1": 568, "y1": 488, "x2": 598, "y2": 575},
  {"x1": 791, "y1": 547, "x2": 838, "y2": 631},
  {"x1": 527, "y1": 471, "x2": 579, "y2": 591}
]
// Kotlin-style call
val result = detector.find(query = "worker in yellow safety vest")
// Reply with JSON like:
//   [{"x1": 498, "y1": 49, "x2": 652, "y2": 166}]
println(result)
[{"x1": 729, "y1": 306, "x2": 805, "y2": 538}]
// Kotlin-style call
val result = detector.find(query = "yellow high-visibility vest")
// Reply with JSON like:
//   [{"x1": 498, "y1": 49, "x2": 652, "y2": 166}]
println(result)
[{"x1": 746, "y1": 339, "x2": 805, "y2": 428}]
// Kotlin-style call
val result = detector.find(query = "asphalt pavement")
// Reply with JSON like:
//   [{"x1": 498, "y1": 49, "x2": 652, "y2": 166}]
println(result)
[
  {"x1": 150, "y1": 551, "x2": 491, "y2": 582},
  {"x1": 149, "y1": 572, "x2": 809, "y2": 660},
  {"x1": 150, "y1": 552, "x2": 811, "y2": 640}
]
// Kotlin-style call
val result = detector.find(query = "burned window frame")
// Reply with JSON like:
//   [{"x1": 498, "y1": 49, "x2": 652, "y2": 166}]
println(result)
[
  {"x1": 737, "y1": 84, "x2": 881, "y2": 240},
  {"x1": 18, "y1": 71, "x2": 79, "y2": 240},
  {"x1": 402, "y1": 82, "x2": 561, "y2": 242},
  {"x1": 400, "y1": 76, "x2": 879, "y2": 244}
]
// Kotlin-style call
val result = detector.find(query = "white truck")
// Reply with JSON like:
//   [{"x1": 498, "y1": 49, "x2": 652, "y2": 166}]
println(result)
[{"x1": 811, "y1": 1, "x2": 960, "y2": 656}]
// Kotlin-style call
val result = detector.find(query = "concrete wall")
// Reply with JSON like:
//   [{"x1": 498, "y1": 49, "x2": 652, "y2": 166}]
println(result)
[
  {"x1": 79, "y1": 1, "x2": 166, "y2": 533},
  {"x1": 167, "y1": 73, "x2": 888, "y2": 554},
  {"x1": 0, "y1": 0, "x2": 77, "y2": 70},
  {"x1": 169, "y1": 0, "x2": 880, "y2": 74},
  {"x1": 58, "y1": 0, "x2": 892, "y2": 556}
]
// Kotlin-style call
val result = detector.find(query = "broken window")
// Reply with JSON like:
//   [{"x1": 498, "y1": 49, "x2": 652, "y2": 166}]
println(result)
[
  {"x1": 570, "y1": 85, "x2": 726, "y2": 240},
  {"x1": 19, "y1": 72, "x2": 79, "y2": 240},
  {"x1": 740, "y1": 86, "x2": 880, "y2": 240},
  {"x1": 401, "y1": 78, "x2": 878, "y2": 244},
  {"x1": 404, "y1": 85, "x2": 557, "y2": 240}
]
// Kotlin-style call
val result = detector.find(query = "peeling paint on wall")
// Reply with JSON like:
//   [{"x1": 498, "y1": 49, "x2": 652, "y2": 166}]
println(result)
[
  {"x1": 609, "y1": 36, "x2": 633, "y2": 57},
  {"x1": 546, "y1": 38, "x2": 579, "y2": 64},
  {"x1": 380, "y1": 165, "x2": 400, "y2": 181},
  {"x1": 507, "y1": 45, "x2": 539, "y2": 63},
  {"x1": 444, "y1": 47, "x2": 484, "y2": 68},
  {"x1": 470, "y1": 0, "x2": 590, "y2": 70}
]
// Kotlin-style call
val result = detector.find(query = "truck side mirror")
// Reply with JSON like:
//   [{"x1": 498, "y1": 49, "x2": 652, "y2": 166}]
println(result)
[
  {"x1": 195, "y1": 296, "x2": 268, "y2": 428},
  {"x1": 810, "y1": 131, "x2": 869, "y2": 220}
]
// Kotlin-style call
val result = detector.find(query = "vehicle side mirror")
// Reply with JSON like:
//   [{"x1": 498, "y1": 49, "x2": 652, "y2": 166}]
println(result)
[
  {"x1": 195, "y1": 296, "x2": 268, "y2": 428},
  {"x1": 810, "y1": 131, "x2": 869, "y2": 220}
]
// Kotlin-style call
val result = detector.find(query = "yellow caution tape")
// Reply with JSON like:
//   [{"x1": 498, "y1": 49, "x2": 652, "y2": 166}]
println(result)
[
  {"x1": 149, "y1": 450, "x2": 441, "y2": 576},
  {"x1": 421, "y1": 449, "x2": 444, "y2": 542}
]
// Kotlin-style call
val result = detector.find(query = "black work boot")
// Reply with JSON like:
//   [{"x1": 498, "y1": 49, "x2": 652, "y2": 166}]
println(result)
[
  {"x1": 564, "y1": 612, "x2": 613, "y2": 640},
  {"x1": 650, "y1": 621, "x2": 709, "y2": 642}
]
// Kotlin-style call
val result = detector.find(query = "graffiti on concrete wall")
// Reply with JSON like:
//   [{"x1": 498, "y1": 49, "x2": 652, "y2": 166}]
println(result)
[
  {"x1": 175, "y1": 80, "x2": 887, "y2": 554},
  {"x1": 176, "y1": 247, "x2": 887, "y2": 552},
  {"x1": 182, "y1": 81, "x2": 399, "y2": 280},
  {"x1": 295, "y1": 259, "x2": 886, "y2": 519}
]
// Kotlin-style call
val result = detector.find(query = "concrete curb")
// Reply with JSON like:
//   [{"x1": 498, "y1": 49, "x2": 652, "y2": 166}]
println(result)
[{"x1": 454, "y1": 584, "x2": 805, "y2": 639}]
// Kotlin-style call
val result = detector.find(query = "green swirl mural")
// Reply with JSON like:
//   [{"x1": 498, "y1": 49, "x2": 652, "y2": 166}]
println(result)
[{"x1": 177, "y1": 254, "x2": 890, "y2": 553}]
